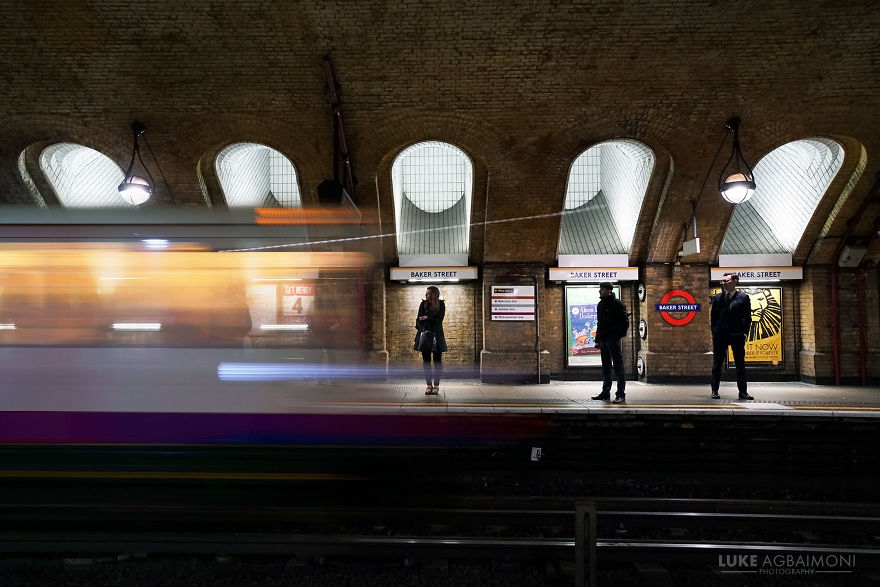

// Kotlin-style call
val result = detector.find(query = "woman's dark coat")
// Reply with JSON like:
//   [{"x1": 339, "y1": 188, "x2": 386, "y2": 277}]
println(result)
[{"x1": 412, "y1": 299, "x2": 448, "y2": 352}]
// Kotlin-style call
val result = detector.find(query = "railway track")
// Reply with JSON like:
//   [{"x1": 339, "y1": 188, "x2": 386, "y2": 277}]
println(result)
[{"x1": 2, "y1": 495, "x2": 878, "y2": 585}]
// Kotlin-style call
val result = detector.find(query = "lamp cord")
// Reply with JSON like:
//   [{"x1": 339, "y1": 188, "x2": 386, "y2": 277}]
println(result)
[
  {"x1": 700, "y1": 127, "x2": 733, "y2": 202},
  {"x1": 688, "y1": 127, "x2": 732, "y2": 239},
  {"x1": 141, "y1": 135, "x2": 178, "y2": 206}
]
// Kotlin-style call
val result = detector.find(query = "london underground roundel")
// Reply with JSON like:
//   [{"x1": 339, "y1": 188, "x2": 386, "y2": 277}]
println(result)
[{"x1": 656, "y1": 289, "x2": 700, "y2": 326}]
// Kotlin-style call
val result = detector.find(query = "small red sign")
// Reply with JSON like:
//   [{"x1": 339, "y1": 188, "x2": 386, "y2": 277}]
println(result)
[{"x1": 658, "y1": 289, "x2": 698, "y2": 326}]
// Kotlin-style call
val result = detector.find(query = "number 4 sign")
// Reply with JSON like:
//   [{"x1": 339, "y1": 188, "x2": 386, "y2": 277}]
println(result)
[{"x1": 283, "y1": 284, "x2": 315, "y2": 316}]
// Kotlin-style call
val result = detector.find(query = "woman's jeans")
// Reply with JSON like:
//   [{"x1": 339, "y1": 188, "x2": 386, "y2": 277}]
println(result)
[{"x1": 421, "y1": 350, "x2": 442, "y2": 386}]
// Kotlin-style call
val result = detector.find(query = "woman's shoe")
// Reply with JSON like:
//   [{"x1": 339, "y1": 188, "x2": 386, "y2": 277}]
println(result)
[
  {"x1": 432, "y1": 385, "x2": 440, "y2": 394},
  {"x1": 425, "y1": 385, "x2": 434, "y2": 395}
]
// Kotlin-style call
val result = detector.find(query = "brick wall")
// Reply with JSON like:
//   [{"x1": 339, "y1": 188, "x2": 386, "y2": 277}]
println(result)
[
  {"x1": 799, "y1": 264, "x2": 880, "y2": 385},
  {"x1": 371, "y1": 261, "x2": 880, "y2": 385},
  {"x1": 384, "y1": 280, "x2": 480, "y2": 378},
  {"x1": 2, "y1": 1, "x2": 879, "y2": 386}
]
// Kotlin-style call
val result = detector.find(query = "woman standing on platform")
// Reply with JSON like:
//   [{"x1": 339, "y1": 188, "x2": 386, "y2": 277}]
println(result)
[{"x1": 413, "y1": 286, "x2": 447, "y2": 395}]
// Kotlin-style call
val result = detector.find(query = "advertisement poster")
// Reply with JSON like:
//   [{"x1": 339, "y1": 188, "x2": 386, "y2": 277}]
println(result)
[
  {"x1": 711, "y1": 286, "x2": 783, "y2": 365},
  {"x1": 565, "y1": 285, "x2": 617, "y2": 367},
  {"x1": 282, "y1": 283, "x2": 315, "y2": 326}
]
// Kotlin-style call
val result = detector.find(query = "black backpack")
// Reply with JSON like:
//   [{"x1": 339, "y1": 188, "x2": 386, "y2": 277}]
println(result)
[{"x1": 618, "y1": 302, "x2": 632, "y2": 338}]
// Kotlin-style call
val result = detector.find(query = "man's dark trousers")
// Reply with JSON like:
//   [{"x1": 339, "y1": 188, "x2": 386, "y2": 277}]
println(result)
[
  {"x1": 599, "y1": 338, "x2": 626, "y2": 397},
  {"x1": 711, "y1": 333, "x2": 747, "y2": 395}
]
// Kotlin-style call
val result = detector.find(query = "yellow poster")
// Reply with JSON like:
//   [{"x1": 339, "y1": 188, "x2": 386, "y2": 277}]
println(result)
[{"x1": 711, "y1": 287, "x2": 783, "y2": 365}]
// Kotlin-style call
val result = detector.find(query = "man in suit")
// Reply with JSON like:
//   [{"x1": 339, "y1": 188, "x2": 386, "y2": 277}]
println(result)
[{"x1": 710, "y1": 272, "x2": 754, "y2": 400}]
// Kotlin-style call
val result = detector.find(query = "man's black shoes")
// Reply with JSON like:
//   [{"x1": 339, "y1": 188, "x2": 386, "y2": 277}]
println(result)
[
  {"x1": 592, "y1": 393, "x2": 626, "y2": 403},
  {"x1": 711, "y1": 392, "x2": 720, "y2": 399},
  {"x1": 738, "y1": 393, "x2": 754, "y2": 401}
]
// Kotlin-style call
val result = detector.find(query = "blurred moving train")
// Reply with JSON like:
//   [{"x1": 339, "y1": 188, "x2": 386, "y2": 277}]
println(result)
[
  {"x1": 0, "y1": 207, "x2": 392, "y2": 445},
  {"x1": 0, "y1": 208, "x2": 549, "y2": 450},
  {"x1": 0, "y1": 207, "x2": 372, "y2": 350}
]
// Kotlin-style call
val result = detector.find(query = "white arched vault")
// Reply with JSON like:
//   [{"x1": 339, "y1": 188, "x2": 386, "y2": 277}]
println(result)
[
  {"x1": 391, "y1": 141, "x2": 473, "y2": 259},
  {"x1": 216, "y1": 142, "x2": 302, "y2": 208},
  {"x1": 558, "y1": 139, "x2": 655, "y2": 256},
  {"x1": 721, "y1": 138, "x2": 844, "y2": 255},
  {"x1": 37, "y1": 143, "x2": 129, "y2": 207}
]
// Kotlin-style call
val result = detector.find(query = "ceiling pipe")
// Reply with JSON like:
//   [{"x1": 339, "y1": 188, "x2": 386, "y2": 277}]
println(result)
[
  {"x1": 830, "y1": 170, "x2": 880, "y2": 385},
  {"x1": 322, "y1": 53, "x2": 357, "y2": 202},
  {"x1": 856, "y1": 215, "x2": 880, "y2": 385}
]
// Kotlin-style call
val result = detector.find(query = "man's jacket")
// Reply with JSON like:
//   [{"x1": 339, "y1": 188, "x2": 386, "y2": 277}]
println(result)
[
  {"x1": 710, "y1": 290, "x2": 751, "y2": 337},
  {"x1": 596, "y1": 294, "x2": 628, "y2": 342}
]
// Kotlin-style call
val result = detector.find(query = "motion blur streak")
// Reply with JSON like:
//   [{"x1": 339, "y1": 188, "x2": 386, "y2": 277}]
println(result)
[{"x1": 217, "y1": 362, "x2": 381, "y2": 381}]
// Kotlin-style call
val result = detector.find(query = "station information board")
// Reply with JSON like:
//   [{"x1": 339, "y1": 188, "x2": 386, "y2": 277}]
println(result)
[{"x1": 491, "y1": 285, "x2": 535, "y2": 321}]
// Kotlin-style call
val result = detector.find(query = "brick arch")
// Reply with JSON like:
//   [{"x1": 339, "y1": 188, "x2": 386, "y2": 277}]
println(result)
[
  {"x1": 529, "y1": 120, "x2": 675, "y2": 265},
  {"x1": 680, "y1": 121, "x2": 870, "y2": 267},
  {"x1": 15, "y1": 120, "x2": 132, "y2": 208},
  {"x1": 364, "y1": 111, "x2": 510, "y2": 169},
  {"x1": 799, "y1": 134, "x2": 868, "y2": 266},
  {"x1": 19, "y1": 141, "x2": 61, "y2": 206},
  {"x1": 366, "y1": 113, "x2": 504, "y2": 265},
  {"x1": 366, "y1": 112, "x2": 611, "y2": 264},
  {"x1": 650, "y1": 119, "x2": 815, "y2": 265},
  {"x1": 688, "y1": 130, "x2": 866, "y2": 267},
  {"x1": 188, "y1": 116, "x2": 329, "y2": 209}
]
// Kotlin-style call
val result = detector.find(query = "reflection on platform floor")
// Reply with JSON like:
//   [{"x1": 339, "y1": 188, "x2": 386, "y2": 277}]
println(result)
[{"x1": 1, "y1": 347, "x2": 877, "y2": 418}]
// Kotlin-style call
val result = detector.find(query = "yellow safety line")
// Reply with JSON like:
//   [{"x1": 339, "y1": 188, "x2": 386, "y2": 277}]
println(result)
[
  {"x1": 279, "y1": 400, "x2": 880, "y2": 413},
  {"x1": 289, "y1": 402, "x2": 880, "y2": 410},
  {"x1": 789, "y1": 405, "x2": 880, "y2": 411}
]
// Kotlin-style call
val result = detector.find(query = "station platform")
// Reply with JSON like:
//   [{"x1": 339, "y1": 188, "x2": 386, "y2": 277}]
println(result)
[
  {"x1": 3, "y1": 354, "x2": 880, "y2": 446},
  {"x1": 3, "y1": 376, "x2": 879, "y2": 480},
  {"x1": 277, "y1": 379, "x2": 880, "y2": 419},
  {"x1": 5, "y1": 348, "x2": 877, "y2": 419}
]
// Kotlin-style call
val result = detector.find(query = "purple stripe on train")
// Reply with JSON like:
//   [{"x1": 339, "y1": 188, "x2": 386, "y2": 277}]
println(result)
[{"x1": 0, "y1": 412, "x2": 550, "y2": 445}]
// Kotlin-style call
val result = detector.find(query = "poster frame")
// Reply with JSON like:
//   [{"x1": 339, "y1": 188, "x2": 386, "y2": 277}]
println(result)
[
  {"x1": 710, "y1": 285, "x2": 784, "y2": 367},
  {"x1": 564, "y1": 284, "x2": 621, "y2": 367}
]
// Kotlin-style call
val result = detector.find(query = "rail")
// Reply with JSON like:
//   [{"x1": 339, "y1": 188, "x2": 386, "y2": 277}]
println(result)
[{"x1": 1, "y1": 495, "x2": 878, "y2": 585}]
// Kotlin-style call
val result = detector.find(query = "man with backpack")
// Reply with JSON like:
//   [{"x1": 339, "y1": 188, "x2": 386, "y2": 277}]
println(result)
[{"x1": 591, "y1": 282, "x2": 630, "y2": 404}]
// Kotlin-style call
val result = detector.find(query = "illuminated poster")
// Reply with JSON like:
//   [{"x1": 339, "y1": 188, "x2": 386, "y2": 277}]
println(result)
[
  {"x1": 282, "y1": 284, "x2": 315, "y2": 326},
  {"x1": 565, "y1": 285, "x2": 620, "y2": 367},
  {"x1": 711, "y1": 286, "x2": 783, "y2": 365},
  {"x1": 244, "y1": 281, "x2": 317, "y2": 335}
]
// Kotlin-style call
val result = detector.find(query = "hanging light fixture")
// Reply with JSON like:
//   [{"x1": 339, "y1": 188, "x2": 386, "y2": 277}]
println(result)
[
  {"x1": 718, "y1": 116, "x2": 756, "y2": 204},
  {"x1": 118, "y1": 121, "x2": 154, "y2": 206}
]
